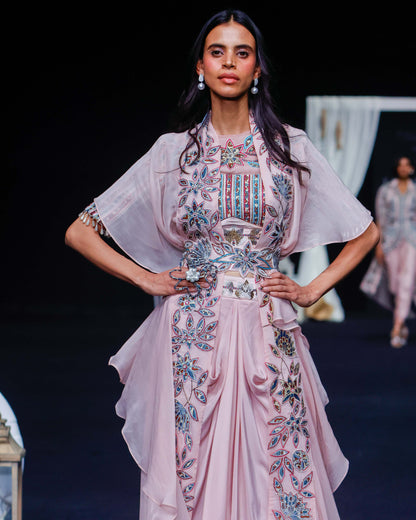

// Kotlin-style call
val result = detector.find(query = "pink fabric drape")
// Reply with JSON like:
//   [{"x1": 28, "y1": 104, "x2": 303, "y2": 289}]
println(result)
[{"x1": 92, "y1": 115, "x2": 373, "y2": 519}]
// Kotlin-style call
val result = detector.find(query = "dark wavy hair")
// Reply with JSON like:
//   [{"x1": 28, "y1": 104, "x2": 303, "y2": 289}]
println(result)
[
  {"x1": 170, "y1": 9, "x2": 309, "y2": 177},
  {"x1": 392, "y1": 156, "x2": 415, "y2": 177}
]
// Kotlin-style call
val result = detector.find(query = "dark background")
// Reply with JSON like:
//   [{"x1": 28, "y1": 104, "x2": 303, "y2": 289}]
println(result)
[
  {"x1": 3, "y1": 2, "x2": 416, "y2": 316},
  {"x1": 2, "y1": 2, "x2": 416, "y2": 518}
]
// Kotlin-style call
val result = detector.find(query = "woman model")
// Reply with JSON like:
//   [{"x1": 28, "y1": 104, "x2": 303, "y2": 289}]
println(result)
[
  {"x1": 361, "y1": 156, "x2": 416, "y2": 348},
  {"x1": 66, "y1": 10, "x2": 379, "y2": 520}
]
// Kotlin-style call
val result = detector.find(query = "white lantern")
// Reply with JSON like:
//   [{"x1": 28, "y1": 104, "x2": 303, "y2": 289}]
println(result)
[{"x1": 0, "y1": 415, "x2": 25, "y2": 520}]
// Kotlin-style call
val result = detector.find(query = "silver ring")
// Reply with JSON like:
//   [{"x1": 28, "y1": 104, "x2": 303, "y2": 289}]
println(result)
[{"x1": 185, "y1": 267, "x2": 201, "y2": 283}]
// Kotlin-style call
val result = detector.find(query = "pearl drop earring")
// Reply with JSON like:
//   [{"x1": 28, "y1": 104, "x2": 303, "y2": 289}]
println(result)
[
  {"x1": 198, "y1": 73, "x2": 205, "y2": 91},
  {"x1": 251, "y1": 78, "x2": 259, "y2": 95}
]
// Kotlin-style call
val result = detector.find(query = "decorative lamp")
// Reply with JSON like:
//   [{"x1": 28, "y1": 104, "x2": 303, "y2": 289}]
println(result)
[{"x1": 0, "y1": 415, "x2": 25, "y2": 520}]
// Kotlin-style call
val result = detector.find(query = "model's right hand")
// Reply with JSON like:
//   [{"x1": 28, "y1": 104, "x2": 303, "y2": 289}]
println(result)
[{"x1": 139, "y1": 267, "x2": 201, "y2": 296}]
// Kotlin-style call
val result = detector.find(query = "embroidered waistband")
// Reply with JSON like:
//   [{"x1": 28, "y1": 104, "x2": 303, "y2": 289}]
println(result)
[{"x1": 177, "y1": 238, "x2": 277, "y2": 298}]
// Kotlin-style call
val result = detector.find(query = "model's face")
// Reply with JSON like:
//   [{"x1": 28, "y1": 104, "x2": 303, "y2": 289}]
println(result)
[
  {"x1": 197, "y1": 21, "x2": 260, "y2": 100},
  {"x1": 397, "y1": 157, "x2": 414, "y2": 179}
]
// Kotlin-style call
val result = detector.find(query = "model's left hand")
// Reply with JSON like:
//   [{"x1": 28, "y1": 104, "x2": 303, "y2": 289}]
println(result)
[{"x1": 260, "y1": 272, "x2": 317, "y2": 308}]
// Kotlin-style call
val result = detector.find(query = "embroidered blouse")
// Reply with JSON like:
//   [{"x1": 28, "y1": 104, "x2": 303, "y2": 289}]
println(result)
[
  {"x1": 218, "y1": 132, "x2": 265, "y2": 227},
  {"x1": 376, "y1": 178, "x2": 416, "y2": 253}
]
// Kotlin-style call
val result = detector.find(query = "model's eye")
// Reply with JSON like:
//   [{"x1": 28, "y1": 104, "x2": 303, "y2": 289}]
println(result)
[
  {"x1": 237, "y1": 50, "x2": 249, "y2": 58},
  {"x1": 210, "y1": 48, "x2": 223, "y2": 57}
]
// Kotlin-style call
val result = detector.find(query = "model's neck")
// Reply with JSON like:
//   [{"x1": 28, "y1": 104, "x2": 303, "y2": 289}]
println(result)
[
  {"x1": 210, "y1": 94, "x2": 251, "y2": 135},
  {"x1": 397, "y1": 177, "x2": 410, "y2": 193}
]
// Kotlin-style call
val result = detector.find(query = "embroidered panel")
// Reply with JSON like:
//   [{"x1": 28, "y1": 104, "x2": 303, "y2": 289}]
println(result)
[
  {"x1": 219, "y1": 172, "x2": 265, "y2": 225},
  {"x1": 173, "y1": 119, "x2": 223, "y2": 513},
  {"x1": 171, "y1": 115, "x2": 298, "y2": 515},
  {"x1": 261, "y1": 294, "x2": 316, "y2": 519},
  {"x1": 172, "y1": 291, "x2": 220, "y2": 511}
]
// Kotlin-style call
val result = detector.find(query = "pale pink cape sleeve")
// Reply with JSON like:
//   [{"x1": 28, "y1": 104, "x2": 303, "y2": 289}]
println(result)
[
  {"x1": 94, "y1": 133, "x2": 187, "y2": 273},
  {"x1": 281, "y1": 127, "x2": 373, "y2": 256}
]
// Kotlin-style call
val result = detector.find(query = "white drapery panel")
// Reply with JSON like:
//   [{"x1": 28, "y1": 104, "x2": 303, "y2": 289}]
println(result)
[{"x1": 296, "y1": 96, "x2": 416, "y2": 322}]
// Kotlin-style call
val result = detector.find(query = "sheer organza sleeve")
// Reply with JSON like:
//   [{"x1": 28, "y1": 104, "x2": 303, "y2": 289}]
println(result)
[
  {"x1": 281, "y1": 128, "x2": 373, "y2": 256},
  {"x1": 93, "y1": 133, "x2": 187, "y2": 273}
]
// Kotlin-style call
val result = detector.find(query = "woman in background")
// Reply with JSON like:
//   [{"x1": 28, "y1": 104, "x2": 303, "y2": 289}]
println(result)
[
  {"x1": 361, "y1": 156, "x2": 416, "y2": 348},
  {"x1": 66, "y1": 9, "x2": 378, "y2": 519}
]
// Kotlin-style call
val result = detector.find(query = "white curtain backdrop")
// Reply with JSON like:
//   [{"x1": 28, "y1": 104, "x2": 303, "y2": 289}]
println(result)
[{"x1": 295, "y1": 96, "x2": 416, "y2": 322}]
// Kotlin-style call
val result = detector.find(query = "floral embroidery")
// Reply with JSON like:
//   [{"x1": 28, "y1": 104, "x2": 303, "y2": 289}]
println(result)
[
  {"x1": 272, "y1": 172, "x2": 293, "y2": 202},
  {"x1": 212, "y1": 241, "x2": 273, "y2": 277},
  {"x1": 265, "y1": 325, "x2": 315, "y2": 518},
  {"x1": 293, "y1": 450, "x2": 310, "y2": 471},
  {"x1": 171, "y1": 115, "x2": 300, "y2": 514},
  {"x1": 221, "y1": 139, "x2": 246, "y2": 169},
  {"x1": 220, "y1": 135, "x2": 258, "y2": 169},
  {"x1": 172, "y1": 311, "x2": 218, "y2": 352},
  {"x1": 175, "y1": 400, "x2": 191, "y2": 433},
  {"x1": 178, "y1": 294, "x2": 200, "y2": 313},
  {"x1": 274, "y1": 329, "x2": 297, "y2": 357},
  {"x1": 273, "y1": 492, "x2": 312, "y2": 520},
  {"x1": 178, "y1": 166, "x2": 220, "y2": 207},
  {"x1": 279, "y1": 377, "x2": 303, "y2": 406},
  {"x1": 181, "y1": 200, "x2": 211, "y2": 237},
  {"x1": 173, "y1": 352, "x2": 202, "y2": 382},
  {"x1": 182, "y1": 234, "x2": 274, "y2": 280}
]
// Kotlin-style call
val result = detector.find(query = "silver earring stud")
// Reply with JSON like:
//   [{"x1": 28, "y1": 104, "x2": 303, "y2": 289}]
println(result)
[
  {"x1": 251, "y1": 78, "x2": 259, "y2": 95},
  {"x1": 198, "y1": 73, "x2": 205, "y2": 91}
]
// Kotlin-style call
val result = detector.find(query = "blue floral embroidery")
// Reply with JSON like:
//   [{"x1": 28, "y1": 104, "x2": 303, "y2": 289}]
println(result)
[
  {"x1": 181, "y1": 200, "x2": 211, "y2": 236},
  {"x1": 212, "y1": 241, "x2": 274, "y2": 277},
  {"x1": 172, "y1": 312, "x2": 218, "y2": 352},
  {"x1": 273, "y1": 492, "x2": 312, "y2": 519},
  {"x1": 272, "y1": 173, "x2": 293, "y2": 202},
  {"x1": 265, "y1": 324, "x2": 315, "y2": 517},
  {"x1": 175, "y1": 400, "x2": 191, "y2": 433},
  {"x1": 178, "y1": 166, "x2": 220, "y2": 207},
  {"x1": 292, "y1": 450, "x2": 310, "y2": 471},
  {"x1": 172, "y1": 116, "x2": 303, "y2": 515},
  {"x1": 173, "y1": 352, "x2": 202, "y2": 382},
  {"x1": 178, "y1": 295, "x2": 200, "y2": 313}
]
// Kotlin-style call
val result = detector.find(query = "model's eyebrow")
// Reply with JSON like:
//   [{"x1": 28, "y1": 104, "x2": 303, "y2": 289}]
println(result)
[{"x1": 207, "y1": 43, "x2": 254, "y2": 52}]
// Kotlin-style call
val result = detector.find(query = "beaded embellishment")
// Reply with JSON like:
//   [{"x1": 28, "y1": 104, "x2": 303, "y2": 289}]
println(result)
[{"x1": 78, "y1": 202, "x2": 110, "y2": 237}]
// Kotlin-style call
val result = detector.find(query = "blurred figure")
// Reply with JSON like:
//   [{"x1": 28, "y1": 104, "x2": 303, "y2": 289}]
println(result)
[{"x1": 361, "y1": 156, "x2": 416, "y2": 347}]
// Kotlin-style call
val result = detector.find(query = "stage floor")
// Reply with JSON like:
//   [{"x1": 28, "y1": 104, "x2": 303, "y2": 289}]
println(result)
[{"x1": 1, "y1": 306, "x2": 414, "y2": 519}]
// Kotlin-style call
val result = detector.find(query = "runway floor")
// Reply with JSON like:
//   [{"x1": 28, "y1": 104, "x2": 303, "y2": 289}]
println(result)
[{"x1": 1, "y1": 305, "x2": 415, "y2": 519}]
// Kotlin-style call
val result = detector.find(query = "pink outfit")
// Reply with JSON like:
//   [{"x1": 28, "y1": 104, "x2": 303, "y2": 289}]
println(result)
[
  {"x1": 87, "y1": 114, "x2": 372, "y2": 519},
  {"x1": 385, "y1": 242, "x2": 416, "y2": 320},
  {"x1": 361, "y1": 178, "x2": 416, "y2": 320}
]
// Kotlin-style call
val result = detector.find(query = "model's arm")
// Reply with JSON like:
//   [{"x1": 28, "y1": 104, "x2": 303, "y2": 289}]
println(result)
[
  {"x1": 65, "y1": 218, "x2": 195, "y2": 296},
  {"x1": 261, "y1": 221, "x2": 380, "y2": 307}
]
